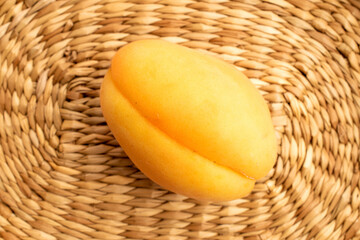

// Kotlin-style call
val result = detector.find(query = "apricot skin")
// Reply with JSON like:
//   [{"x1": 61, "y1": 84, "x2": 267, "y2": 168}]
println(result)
[{"x1": 100, "y1": 39, "x2": 277, "y2": 202}]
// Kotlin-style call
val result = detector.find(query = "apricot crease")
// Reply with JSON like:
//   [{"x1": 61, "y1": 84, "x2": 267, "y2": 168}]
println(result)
[{"x1": 101, "y1": 71, "x2": 256, "y2": 201}]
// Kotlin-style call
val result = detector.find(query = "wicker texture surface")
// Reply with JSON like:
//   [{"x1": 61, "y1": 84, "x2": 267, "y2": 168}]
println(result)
[{"x1": 0, "y1": 0, "x2": 360, "y2": 239}]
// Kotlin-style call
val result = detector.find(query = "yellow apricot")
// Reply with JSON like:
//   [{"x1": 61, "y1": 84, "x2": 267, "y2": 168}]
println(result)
[{"x1": 100, "y1": 39, "x2": 277, "y2": 202}]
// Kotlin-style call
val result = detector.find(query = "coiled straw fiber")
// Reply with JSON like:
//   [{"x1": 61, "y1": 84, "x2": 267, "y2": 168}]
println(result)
[{"x1": 0, "y1": 0, "x2": 360, "y2": 239}]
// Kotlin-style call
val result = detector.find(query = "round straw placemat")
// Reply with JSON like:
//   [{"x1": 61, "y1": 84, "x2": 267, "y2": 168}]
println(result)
[{"x1": 1, "y1": 0, "x2": 360, "y2": 239}]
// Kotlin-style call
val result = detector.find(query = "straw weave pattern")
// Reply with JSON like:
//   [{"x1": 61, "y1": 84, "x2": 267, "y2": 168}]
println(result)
[{"x1": 0, "y1": 0, "x2": 359, "y2": 239}]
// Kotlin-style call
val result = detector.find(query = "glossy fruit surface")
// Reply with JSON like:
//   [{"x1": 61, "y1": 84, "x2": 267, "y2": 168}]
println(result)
[{"x1": 100, "y1": 39, "x2": 277, "y2": 201}]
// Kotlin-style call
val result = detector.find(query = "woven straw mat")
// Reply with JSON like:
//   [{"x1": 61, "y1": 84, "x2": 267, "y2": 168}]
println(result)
[{"x1": 1, "y1": 0, "x2": 360, "y2": 239}]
